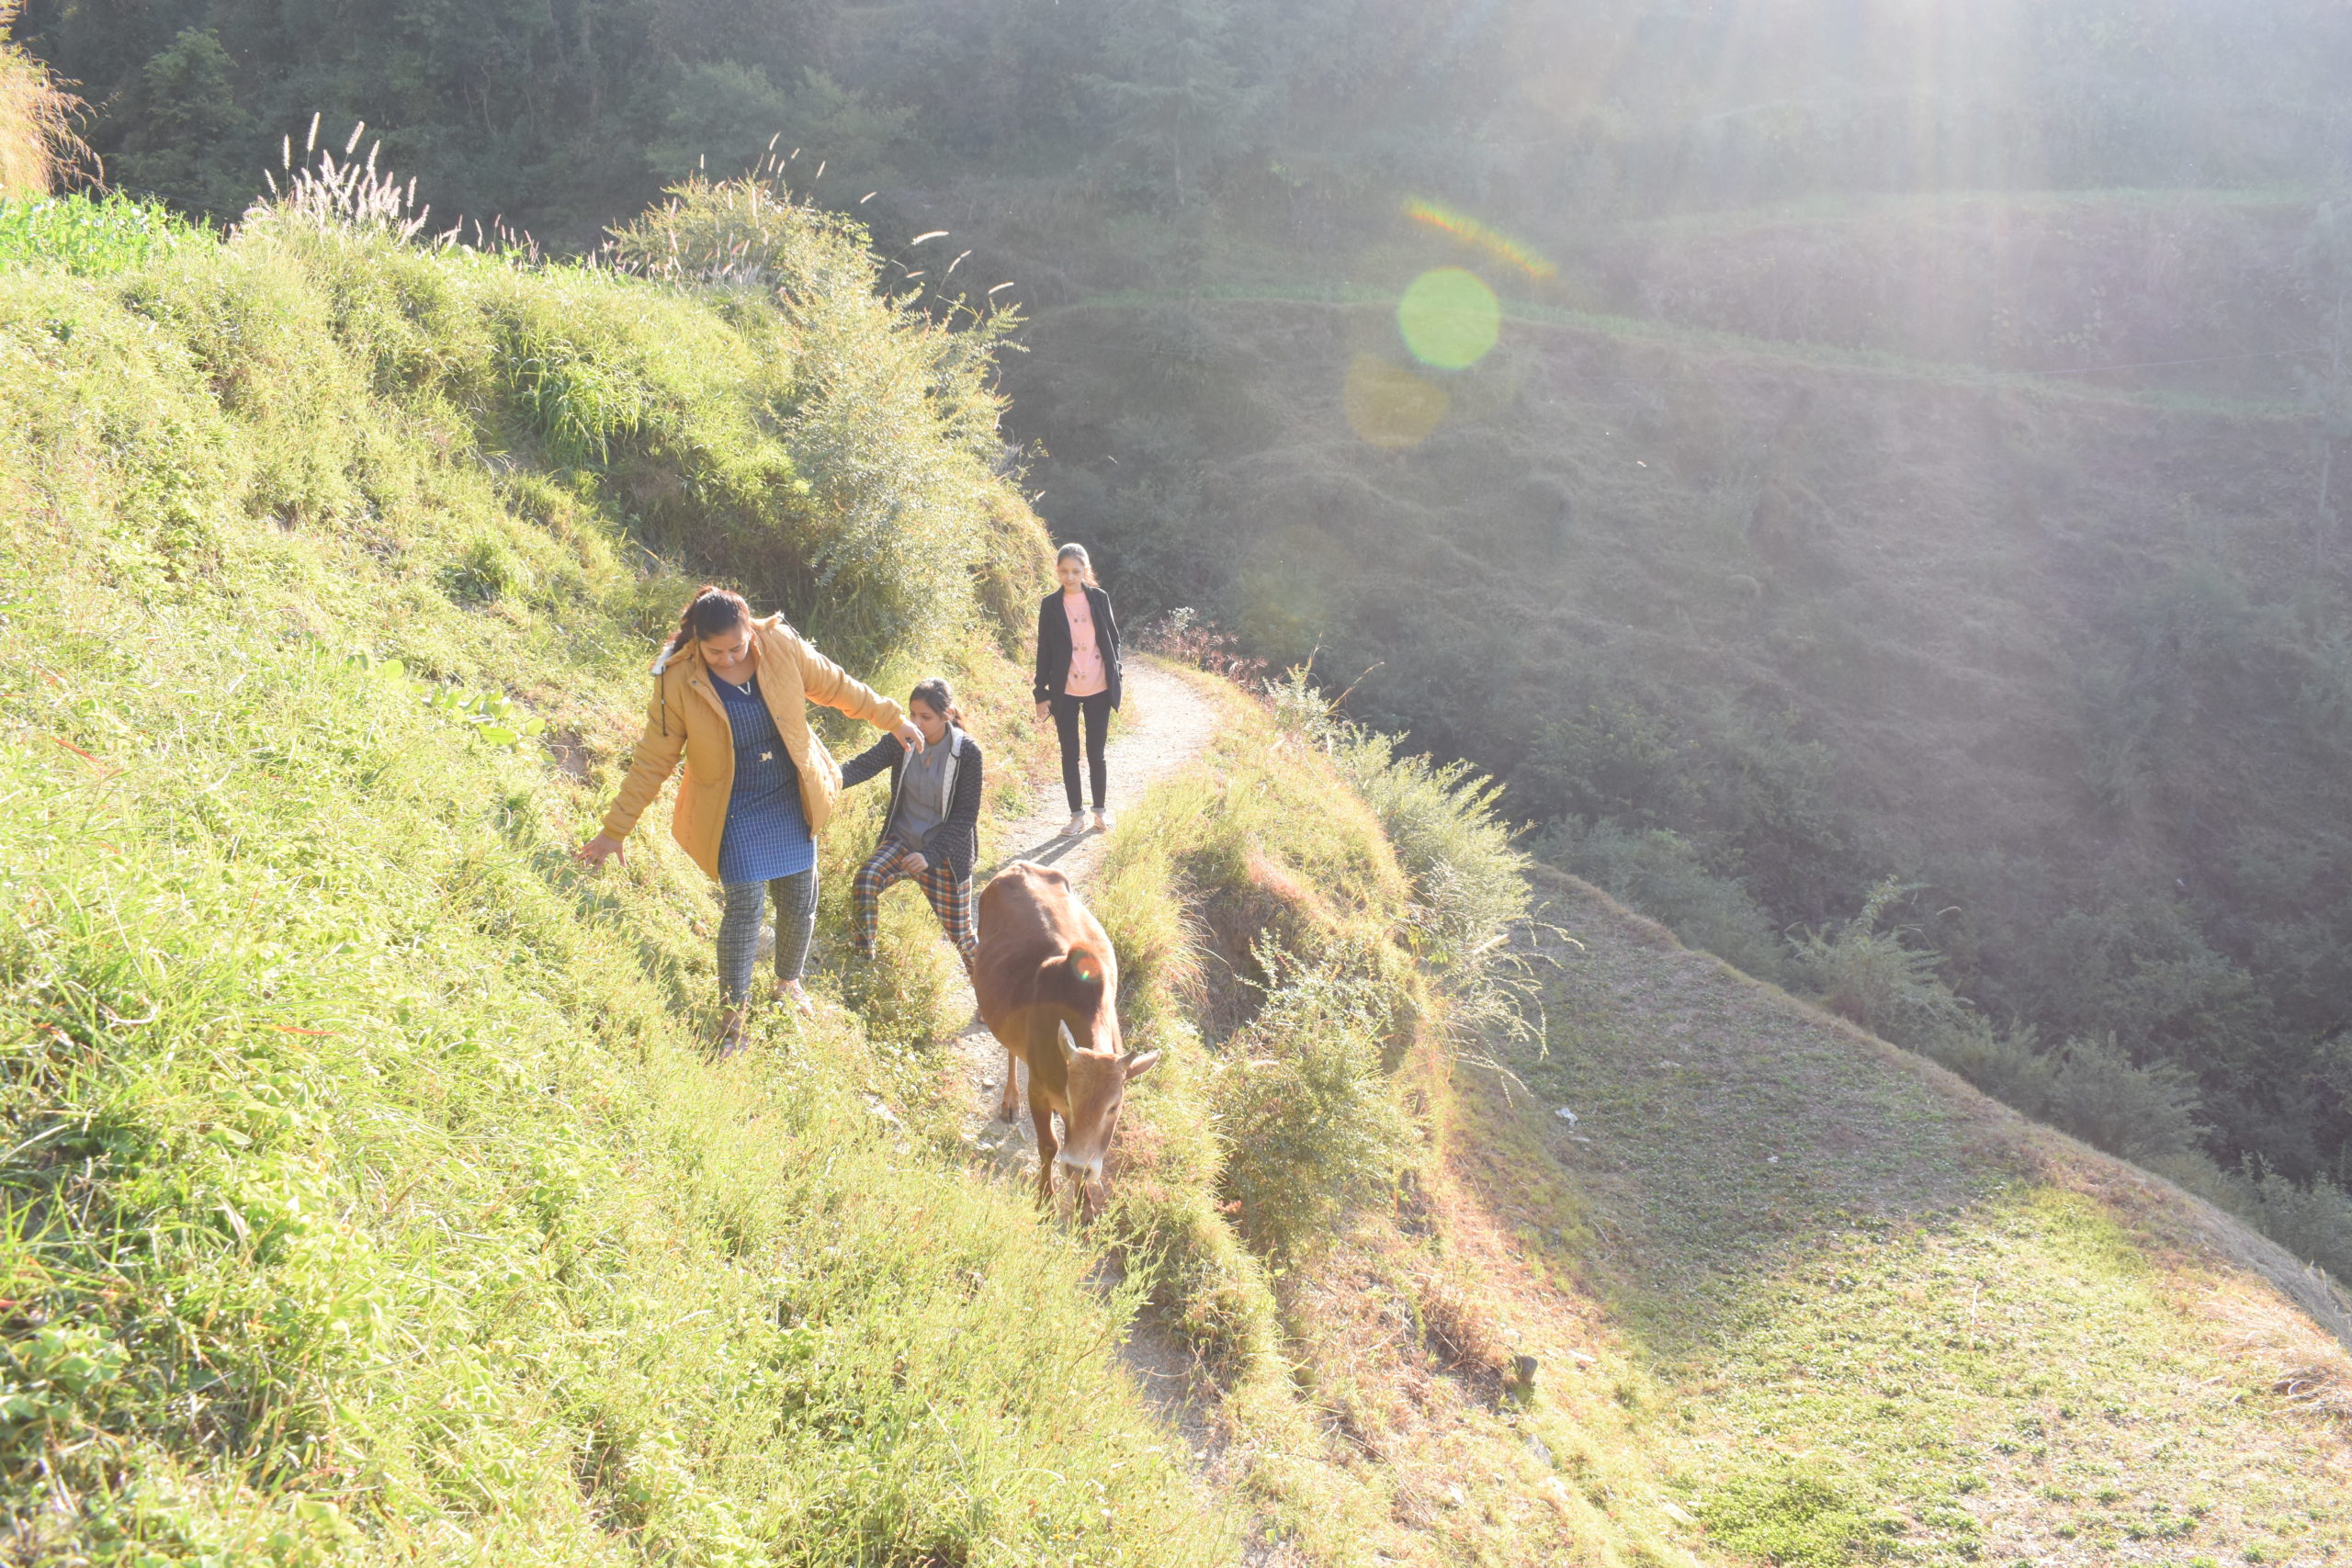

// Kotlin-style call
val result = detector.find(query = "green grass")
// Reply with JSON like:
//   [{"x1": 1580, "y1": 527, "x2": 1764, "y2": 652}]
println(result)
[
  {"x1": 0, "y1": 190, "x2": 1221, "y2": 1562},
  {"x1": 0, "y1": 192, "x2": 201, "y2": 275},
  {"x1": 1460, "y1": 871, "x2": 2352, "y2": 1567}
]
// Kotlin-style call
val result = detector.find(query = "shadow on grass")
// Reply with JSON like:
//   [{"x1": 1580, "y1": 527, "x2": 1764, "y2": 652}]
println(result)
[{"x1": 1488, "y1": 874, "x2": 2030, "y2": 1359}]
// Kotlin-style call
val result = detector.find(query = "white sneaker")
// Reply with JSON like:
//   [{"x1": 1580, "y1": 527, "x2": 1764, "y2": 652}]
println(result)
[
  {"x1": 1065, "y1": 812, "x2": 1091, "y2": 837},
  {"x1": 779, "y1": 979, "x2": 814, "y2": 1019},
  {"x1": 1093, "y1": 808, "x2": 1115, "y2": 831}
]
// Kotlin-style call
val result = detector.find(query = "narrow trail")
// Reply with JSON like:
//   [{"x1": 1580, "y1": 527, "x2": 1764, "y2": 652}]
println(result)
[
  {"x1": 953, "y1": 660, "x2": 1219, "y2": 1168},
  {"x1": 933, "y1": 661, "x2": 1227, "y2": 1442}
]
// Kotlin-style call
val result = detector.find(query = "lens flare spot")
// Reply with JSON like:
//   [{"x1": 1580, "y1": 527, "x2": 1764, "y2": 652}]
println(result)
[
  {"x1": 1402, "y1": 198, "x2": 1557, "y2": 281},
  {"x1": 1344, "y1": 355, "x2": 1449, "y2": 448},
  {"x1": 1397, "y1": 267, "x2": 1500, "y2": 370}
]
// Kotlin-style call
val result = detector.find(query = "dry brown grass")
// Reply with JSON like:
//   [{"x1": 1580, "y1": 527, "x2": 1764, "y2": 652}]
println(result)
[
  {"x1": 2209, "y1": 1283, "x2": 2352, "y2": 1427},
  {"x1": 0, "y1": 3, "x2": 85, "y2": 197}
]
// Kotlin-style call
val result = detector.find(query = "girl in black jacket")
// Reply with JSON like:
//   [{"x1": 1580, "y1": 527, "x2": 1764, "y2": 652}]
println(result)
[
  {"x1": 1032, "y1": 542, "x2": 1122, "y2": 835},
  {"x1": 841, "y1": 677, "x2": 984, "y2": 968}
]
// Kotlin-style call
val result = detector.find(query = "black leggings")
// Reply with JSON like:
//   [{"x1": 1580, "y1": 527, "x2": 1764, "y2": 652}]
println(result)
[{"x1": 1052, "y1": 692, "x2": 1112, "y2": 813}]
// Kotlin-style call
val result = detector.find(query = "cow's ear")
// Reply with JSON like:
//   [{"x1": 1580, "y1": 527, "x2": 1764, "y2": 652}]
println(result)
[
  {"x1": 1057, "y1": 1020, "x2": 1079, "y2": 1066},
  {"x1": 1124, "y1": 1050, "x2": 1161, "y2": 1081}
]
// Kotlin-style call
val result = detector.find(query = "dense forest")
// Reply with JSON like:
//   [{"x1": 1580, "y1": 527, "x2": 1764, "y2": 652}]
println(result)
[
  {"x1": 22, "y1": 0, "x2": 2352, "y2": 1221},
  {"x1": 23, "y1": 1, "x2": 2352, "y2": 239}
]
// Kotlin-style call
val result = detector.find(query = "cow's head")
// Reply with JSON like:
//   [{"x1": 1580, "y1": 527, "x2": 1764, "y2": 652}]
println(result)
[{"x1": 1051, "y1": 1019, "x2": 1159, "y2": 1217}]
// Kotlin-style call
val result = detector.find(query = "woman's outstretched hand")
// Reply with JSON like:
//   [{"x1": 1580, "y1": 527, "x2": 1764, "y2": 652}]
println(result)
[
  {"x1": 576, "y1": 832, "x2": 626, "y2": 868},
  {"x1": 894, "y1": 718, "x2": 925, "y2": 752}
]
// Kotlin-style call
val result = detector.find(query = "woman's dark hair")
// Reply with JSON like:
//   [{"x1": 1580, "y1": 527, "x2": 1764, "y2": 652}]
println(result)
[
  {"x1": 1055, "y1": 542, "x2": 1100, "y2": 588},
  {"x1": 667, "y1": 585, "x2": 751, "y2": 657},
  {"x1": 909, "y1": 677, "x2": 963, "y2": 726}
]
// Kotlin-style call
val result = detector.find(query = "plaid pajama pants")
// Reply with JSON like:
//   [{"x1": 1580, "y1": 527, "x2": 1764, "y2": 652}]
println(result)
[{"x1": 851, "y1": 841, "x2": 977, "y2": 966}]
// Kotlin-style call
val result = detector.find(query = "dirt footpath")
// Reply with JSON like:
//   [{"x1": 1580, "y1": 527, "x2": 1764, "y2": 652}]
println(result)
[{"x1": 955, "y1": 660, "x2": 1216, "y2": 1171}]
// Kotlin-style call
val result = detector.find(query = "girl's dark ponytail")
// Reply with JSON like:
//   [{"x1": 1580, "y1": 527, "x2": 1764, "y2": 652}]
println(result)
[
  {"x1": 910, "y1": 676, "x2": 963, "y2": 726},
  {"x1": 667, "y1": 585, "x2": 751, "y2": 657}
]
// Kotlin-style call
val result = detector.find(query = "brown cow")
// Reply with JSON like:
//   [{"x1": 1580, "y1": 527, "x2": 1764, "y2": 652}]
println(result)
[{"x1": 973, "y1": 861, "x2": 1159, "y2": 1219}]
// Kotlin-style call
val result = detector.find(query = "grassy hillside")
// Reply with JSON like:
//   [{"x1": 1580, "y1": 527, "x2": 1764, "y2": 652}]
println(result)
[
  {"x1": 19, "y1": 0, "x2": 2352, "y2": 1228},
  {"x1": 997, "y1": 252, "x2": 2352, "y2": 1219},
  {"x1": 1057, "y1": 662, "x2": 2352, "y2": 1567},
  {"x1": 10, "y1": 166, "x2": 2352, "y2": 1564},
  {"x1": 1433, "y1": 867, "x2": 2352, "y2": 1566},
  {"x1": 0, "y1": 181, "x2": 1238, "y2": 1562}
]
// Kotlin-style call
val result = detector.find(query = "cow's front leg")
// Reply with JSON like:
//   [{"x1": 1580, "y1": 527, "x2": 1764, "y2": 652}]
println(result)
[
  {"x1": 996, "y1": 1044, "x2": 1022, "y2": 1122},
  {"x1": 1029, "y1": 1091, "x2": 1058, "y2": 1210}
]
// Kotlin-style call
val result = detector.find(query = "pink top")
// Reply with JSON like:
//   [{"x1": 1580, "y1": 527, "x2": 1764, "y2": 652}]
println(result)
[{"x1": 1062, "y1": 590, "x2": 1108, "y2": 698}]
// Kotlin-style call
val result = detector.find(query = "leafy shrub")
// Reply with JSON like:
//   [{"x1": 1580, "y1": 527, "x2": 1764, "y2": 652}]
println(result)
[
  {"x1": 606, "y1": 175, "x2": 1046, "y2": 670},
  {"x1": 1262, "y1": 666, "x2": 1538, "y2": 1056},
  {"x1": 1792, "y1": 878, "x2": 1974, "y2": 1046},
  {"x1": 1214, "y1": 956, "x2": 1416, "y2": 1258},
  {"x1": 0, "y1": 193, "x2": 196, "y2": 275},
  {"x1": 1545, "y1": 818, "x2": 1791, "y2": 983},
  {"x1": 1917, "y1": 1019, "x2": 2058, "y2": 1119},
  {"x1": 1337, "y1": 729, "x2": 1529, "y2": 975},
  {"x1": 2221, "y1": 1159, "x2": 2352, "y2": 1280},
  {"x1": 1134, "y1": 605, "x2": 1270, "y2": 685},
  {"x1": 2046, "y1": 1034, "x2": 2205, "y2": 1164}
]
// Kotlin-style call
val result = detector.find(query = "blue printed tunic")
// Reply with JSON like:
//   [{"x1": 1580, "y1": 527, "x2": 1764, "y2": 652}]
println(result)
[{"x1": 713, "y1": 675, "x2": 815, "y2": 885}]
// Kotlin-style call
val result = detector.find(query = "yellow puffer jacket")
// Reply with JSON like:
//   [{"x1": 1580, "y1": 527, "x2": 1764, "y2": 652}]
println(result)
[{"x1": 601, "y1": 615, "x2": 906, "y2": 881}]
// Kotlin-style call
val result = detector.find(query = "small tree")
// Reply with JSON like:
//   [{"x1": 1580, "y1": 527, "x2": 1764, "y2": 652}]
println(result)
[{"x1": 1078, "y1": 0, "x2": 1256, "y2": 206}]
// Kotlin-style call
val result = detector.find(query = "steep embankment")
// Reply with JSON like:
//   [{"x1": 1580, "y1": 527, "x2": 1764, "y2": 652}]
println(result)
[
  {"x1": 1428, "y1": 868, "x2": 2352, "y2": 1565},
  {"x1": 0, "y1": 186, "x2": 1230, "y2": 1563}
]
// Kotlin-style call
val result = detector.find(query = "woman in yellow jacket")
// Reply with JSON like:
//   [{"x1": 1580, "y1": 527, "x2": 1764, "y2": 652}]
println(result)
[{"x1": 576, "y1": 585, "x2": 923, "y2": 1051}]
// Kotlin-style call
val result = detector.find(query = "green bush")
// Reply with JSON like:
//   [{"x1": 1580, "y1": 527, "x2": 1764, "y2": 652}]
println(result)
[
  {"x1": 1917, "y1": 1019, "x2": 2058, "y2": 1119},
  {"x1": 2047, "y1": 1034, "x2": 2205, "y2": 1165},
  {"x1": 1214, "y1": 955, "x2": 1417, "y2": 1258},
  {"x1": 605, "y1": 175, "x2": 1048, "y2": 670},
  {"x1": 1792, "y1": 878, "x2": 1974, "y2": 1046},
  {"x1": 0, "y1": 193, "x2": 198, "y2": 275},
  {"x1": 2220, "y1": 1159, "x2": 2352, "y2": 1280},
  {"x1": 1545, "y1": 818, "x2": 1792, "y2": 983}
]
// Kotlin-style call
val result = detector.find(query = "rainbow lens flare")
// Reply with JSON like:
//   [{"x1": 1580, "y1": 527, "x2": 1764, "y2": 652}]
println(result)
[
  {"x1": 1402, "y1": 198, "x2": 1557, "y2": 281},
  {"x1": 1396, "y1": 267, "x2": 1501, "y2": 370}
]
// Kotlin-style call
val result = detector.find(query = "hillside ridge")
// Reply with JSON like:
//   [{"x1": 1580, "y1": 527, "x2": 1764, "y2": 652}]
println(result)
[{"x1": 1417, "y1": 863, "x2": 2352, "y2": 1563}]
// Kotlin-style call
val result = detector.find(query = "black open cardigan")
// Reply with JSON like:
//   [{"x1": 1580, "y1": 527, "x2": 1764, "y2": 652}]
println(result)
[
  {"x1": 1031, "y1": 585, "x2": 1122, "y2": 709},
  {"x1": 839, "y1": 728, "x2": 984, "y2": 883}
]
